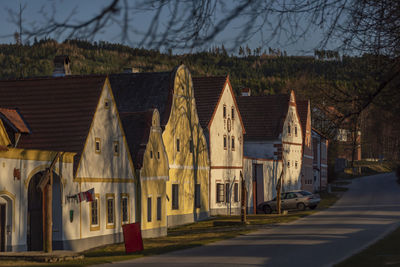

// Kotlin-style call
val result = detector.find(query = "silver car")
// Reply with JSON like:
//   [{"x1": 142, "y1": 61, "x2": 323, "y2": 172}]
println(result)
[{"x1": 257, "y1": 190, "x2": 320, "y2": 214}]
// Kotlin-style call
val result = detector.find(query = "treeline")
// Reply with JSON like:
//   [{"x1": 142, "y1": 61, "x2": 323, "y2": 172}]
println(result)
[{"x1": 0, "y1": 38, "x2": 398, "y2": 160}]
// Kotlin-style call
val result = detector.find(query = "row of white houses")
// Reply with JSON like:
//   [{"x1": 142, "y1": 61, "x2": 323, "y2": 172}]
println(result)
[{"x1": 0, "y1": 57, "x2": 328, "y2": 252}]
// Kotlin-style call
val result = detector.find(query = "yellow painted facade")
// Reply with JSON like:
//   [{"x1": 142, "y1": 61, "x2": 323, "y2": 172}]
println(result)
[
  {"x1": 0, "y1": 119, "x2": 11, "y2": 147},
  {"x1": 139, "y1": 110, "x2": 169, "y2": 234},
  {"x1": 162, "y1": 65, "x2": 210, "y2": 224}
]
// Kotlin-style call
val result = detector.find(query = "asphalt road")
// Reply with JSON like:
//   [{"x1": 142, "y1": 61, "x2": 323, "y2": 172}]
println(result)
[{"x1": 97, "y1": 172, "x2": 400, "y2": 267}]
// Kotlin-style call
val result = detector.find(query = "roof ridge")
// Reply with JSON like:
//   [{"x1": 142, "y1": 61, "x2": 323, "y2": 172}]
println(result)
[{"x1": 0, "y1": 74, "x2": 107, "y2": 82}]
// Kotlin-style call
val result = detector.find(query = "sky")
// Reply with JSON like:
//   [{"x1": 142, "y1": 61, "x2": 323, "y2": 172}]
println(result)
[{"x1": 0, "y1": 0, "x2": 331, "y2": 56}]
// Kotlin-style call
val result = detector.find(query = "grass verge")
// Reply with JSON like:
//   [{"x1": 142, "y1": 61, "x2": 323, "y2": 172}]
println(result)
[
  {"x1": 0, "y1": 192, "x2": 339, "y2": 267},
  {"x1": 335, "y1": 225, "x2": 400, "y2": 267}
]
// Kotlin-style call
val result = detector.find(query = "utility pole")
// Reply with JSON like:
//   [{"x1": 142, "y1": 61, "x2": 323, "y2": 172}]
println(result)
[
  {"x1": 240, "y1": 171, "x2": 246, "y2": 223},
  {"x1": 276, "y1": 152, "x2": 286, "y2": 214}
]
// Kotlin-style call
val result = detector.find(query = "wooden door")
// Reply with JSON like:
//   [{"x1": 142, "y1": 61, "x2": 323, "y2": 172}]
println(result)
[
  {"x1": 28, "y1": 173, "x2": 43, "y2": 251},
  {"x1": 0, "y1": 204, "x2": 5, "y2": 252}
]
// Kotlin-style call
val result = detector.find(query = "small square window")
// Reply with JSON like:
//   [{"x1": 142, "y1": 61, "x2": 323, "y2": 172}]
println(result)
[
  {"x1": 113, "y1": 141, "x2": 119, "y2": 156},
  {"x1": 223, "y1": 136, "x2": 227, "y2": 150},
  {"x1": 104, "y1": 99, "x2": 110, "y2": 109},
  {"x1": 176, "y1": 139, "x2": 180, "y2": 152},
  {"x1": 95, "y1": 138, "x2": 101, "y2": 153}
]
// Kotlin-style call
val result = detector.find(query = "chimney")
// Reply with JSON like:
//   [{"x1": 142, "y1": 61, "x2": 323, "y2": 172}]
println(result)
[
  {"x1": 53, "y1": 55, "x2": 71, "y2": 77},
  {"x1": 241, "y1": 88, "x2": 251, "y2": 96},
  {"x1": 123, "y1": 67, "x2": 140, "y2": 73}
]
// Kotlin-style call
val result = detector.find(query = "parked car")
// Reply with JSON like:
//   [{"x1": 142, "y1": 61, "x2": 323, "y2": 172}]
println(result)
[{"x1": 257, "y1": 190, "x2": 320, "y2": 214}]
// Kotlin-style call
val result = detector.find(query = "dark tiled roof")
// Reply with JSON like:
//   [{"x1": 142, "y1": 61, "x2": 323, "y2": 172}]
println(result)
[
  {"x1": 109, "y1": 71, "x2": 174, "y2": 127},
  {"x1": 296, "y1": 100, "x2": 309, "y2": 143},
  {"x1": 192, "y1": 76, "x2": 227, "y2": 129},
  {"x1": 120, "y1": 110, "x2": 154, "y2": 169},
  {"x1": 0, "y1": 107, "x2": 31, "y2": 133},
  {"x1": 0, "y1": 75, "x2": 106, "y2": 168},
  {"x1": 237, "y1": 95, "x2": 289, "y2": 140}
]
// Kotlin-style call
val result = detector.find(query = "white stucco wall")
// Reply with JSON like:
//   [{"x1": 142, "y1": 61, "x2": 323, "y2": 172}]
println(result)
[
  {"x1": 243, "y1": 157, "x2": 282, "y2": 212},
  {"x1": 281, "y1": 98, "x2": 303, "y2": 192},
  {"x1": 0, "y1": 153, "x2": 73, "y2": 251},
  {"x1": 209, "y1": 82, "x2": 244, "y2": 214},
  {"x1": 71, "y1": 82, "x2": 136, "y2": 243}
]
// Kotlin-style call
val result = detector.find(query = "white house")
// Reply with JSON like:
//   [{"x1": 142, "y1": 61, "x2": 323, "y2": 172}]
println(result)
[
  {"x1": 238, "y1": 90, "x2": 303, "y2": 213},
  {"x1": 192, "y1": 76, "x2": 246, "y2": 215},
  {"x1": 0, "y1": 75, "x2": 136, "y2": 251},
  {"x1": 312, "y1": 128, "x2": 329, "y2": 192}
]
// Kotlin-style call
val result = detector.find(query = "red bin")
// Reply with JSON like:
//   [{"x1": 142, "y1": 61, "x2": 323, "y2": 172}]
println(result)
[{"x1": 122, "y1": 222, "x2": 144, "y2": 253}]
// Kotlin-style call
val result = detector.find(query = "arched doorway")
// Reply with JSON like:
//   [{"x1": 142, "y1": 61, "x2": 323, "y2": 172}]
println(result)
[
  {"x1": 0, "y1": 191, "x2": 14, "y2": 252},
  {"x1": 27, "y1": 171, "x2": 63, "y2": 251},
  {"x1": 27, "y1": 172, "x2": 44, "y2": 251}
]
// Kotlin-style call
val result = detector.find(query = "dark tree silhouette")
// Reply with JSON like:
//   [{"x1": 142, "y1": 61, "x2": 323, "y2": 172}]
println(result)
[{"x1": 6, "y1": 0, "x2": 400, "y2": 121}]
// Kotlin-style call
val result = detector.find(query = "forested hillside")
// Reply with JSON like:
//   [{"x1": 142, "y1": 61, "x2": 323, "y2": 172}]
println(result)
[
  {"x1": 0, "y1": 39, "x2": 373, "y2": 97},
  {"x1": 0, "y1": 39, "x2": 398, "y2": 161}
]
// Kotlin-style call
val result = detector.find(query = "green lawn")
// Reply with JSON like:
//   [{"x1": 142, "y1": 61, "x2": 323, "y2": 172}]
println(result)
[
  {"x1": 0, "y1": 192, "x2": 339, "y2": 267},
  {"x1": 335, "y1": 226, "x2": 400, "y2": 267}
]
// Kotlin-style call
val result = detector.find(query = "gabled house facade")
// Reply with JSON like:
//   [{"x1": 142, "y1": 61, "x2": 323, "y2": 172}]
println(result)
[
  {"x1": 192, "y1": 76, "x2": 245, "y2": 215},
  {"x1": 0, "y1": 75, "x2": 136, "y2": 252},
  {"x1": 297, "y1": 100, "x2": 314, "y2": 192},
  {"x1": 110, "y1": 65, "x2": 210, "y2": 227},
  {"x1": 120, "y1": 109, "x2": 169, "y2": 238},
  {"x1": 238, "y1": 91, "x2": 303, "y2": 213}
]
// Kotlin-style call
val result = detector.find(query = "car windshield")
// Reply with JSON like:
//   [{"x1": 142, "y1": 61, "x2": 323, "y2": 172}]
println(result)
[{"x1": 299, "y1": 191, "x2": 312, "y2": 196}]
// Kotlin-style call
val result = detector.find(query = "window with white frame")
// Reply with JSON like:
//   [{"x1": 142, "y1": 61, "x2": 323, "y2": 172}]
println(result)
[
  {"x1": 90, "y1": 194, "x2": 100, "y2": 231},
  {"x1": 106, "y1": 194, "x2": 115, "y2": 228},
  {"x1": 95, "y1": 138, "x2": 101, "y2": 153},
  {"x1": 121, "y1": 194, "x2": 129, "y2": 224},
  {"x1": 216, "y1": 183, "x2": 224, "y2": 203}
]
